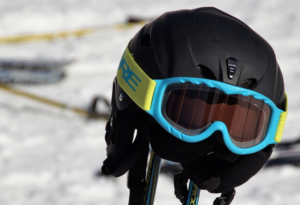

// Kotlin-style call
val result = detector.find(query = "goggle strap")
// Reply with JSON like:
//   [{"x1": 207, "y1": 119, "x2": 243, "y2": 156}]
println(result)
[
  {"x1": 274, "y1": 93, "x2": 288, "y2": 142},
  {"x1": 116, "y1": 46, "x2": 156, "y2": 111}
]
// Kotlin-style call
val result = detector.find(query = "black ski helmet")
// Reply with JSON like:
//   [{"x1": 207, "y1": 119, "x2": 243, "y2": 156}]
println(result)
[{"x1": 102, "y1": 7, "x2": 285, "y2": 198}]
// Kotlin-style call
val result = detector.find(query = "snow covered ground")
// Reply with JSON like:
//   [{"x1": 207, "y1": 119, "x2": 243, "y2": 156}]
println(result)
[{"x1": 0, "y1": 0, "x2": 299, "y2": 205}]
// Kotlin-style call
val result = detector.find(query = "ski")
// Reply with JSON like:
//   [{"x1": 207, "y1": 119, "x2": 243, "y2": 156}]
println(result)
[
  {"x1": 0, "y1": 83, "x2": 110, "y2": 120},
  {"x1": 266, "y1": 141, "x2": 300, "y2": 167},
  {"x1": 186, "y1": 181, "x2": 200, "y2": 205},
  {"x1": 0, "y1": 59, "x2": 73, "y2": 84},
  {"x1": 144, "y1": 151, "x2": 201, "y2": 205},
  {"x1": 144, "y1": 151, "x2": 162, "y2": 205}
]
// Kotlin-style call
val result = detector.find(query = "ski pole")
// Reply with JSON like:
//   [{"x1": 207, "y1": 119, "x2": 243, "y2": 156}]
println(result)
[
  {"x1": 0, "y1": 83, "x2": 110, "y2": 120},
  {"x1": 144, "y1": 151, "x2": 162, "y2": 205}
]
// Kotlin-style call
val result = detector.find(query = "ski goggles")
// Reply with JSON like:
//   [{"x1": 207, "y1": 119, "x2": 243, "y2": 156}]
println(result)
[{"x1": 117, "y1": 46, "x2": 288, "y2": 155}]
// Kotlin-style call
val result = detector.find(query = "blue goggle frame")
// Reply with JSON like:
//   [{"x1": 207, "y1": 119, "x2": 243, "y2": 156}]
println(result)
[{"x1": 146, "y1": 77, "x2": 286, "y2": 155}]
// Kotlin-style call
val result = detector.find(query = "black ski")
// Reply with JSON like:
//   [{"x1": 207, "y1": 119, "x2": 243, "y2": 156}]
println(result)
[
  {"x1": 144, "y1": 151, "x2": 200, "y2": 205},
  {"x1": 185, "y1": 181, "x2": 200, "y2": 205},
  {"x1": 144, "y1": 151, "x2": 162, "y2": 205},
  {"x1": 0, "y1": 59, "x2": 73, "y2": 84},
  {"x1": 266, "y1": 140, "x2": 300, "y2": 167}
]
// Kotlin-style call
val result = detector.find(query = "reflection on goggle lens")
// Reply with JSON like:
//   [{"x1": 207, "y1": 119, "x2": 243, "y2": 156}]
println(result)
[{"x1": 163, "y1": 83, "x2": 271, "y2": 148}]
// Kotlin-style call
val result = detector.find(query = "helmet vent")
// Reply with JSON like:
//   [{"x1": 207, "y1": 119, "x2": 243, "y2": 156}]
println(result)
[
  {"x1": 140, "y1": 33, "x2": 151, "y2": 47},
  {"x1": 239, "y1": 79, "x2": 256, "y2": 89},
  {"x1": 197, "y1": 65, "x2": 217, "y2": 80}
]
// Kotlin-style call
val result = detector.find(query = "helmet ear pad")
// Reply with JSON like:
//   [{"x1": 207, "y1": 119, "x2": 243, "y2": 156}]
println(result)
[
  {"x1": 181, "y1": 145, "x2": 273, "y2": 193},
  {"x1": 147, "y1": 120, "x2": 216, "y2": 164}
]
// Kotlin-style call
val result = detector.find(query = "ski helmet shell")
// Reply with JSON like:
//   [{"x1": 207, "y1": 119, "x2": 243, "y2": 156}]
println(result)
[
  {"x1": 104, "y1": 7, "x2": 285, "y2": 194},
  {"x1": 127, "y1": 8, "x2": 285, "y2": 108},
  {"x1": 114, "y1": 6, "x2": 285, "y2": 162}
]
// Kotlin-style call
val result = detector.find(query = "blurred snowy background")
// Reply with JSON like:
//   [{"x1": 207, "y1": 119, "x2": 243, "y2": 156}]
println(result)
[{"x1": 0, "y1": 0, "x2": 299, "y2": 205}]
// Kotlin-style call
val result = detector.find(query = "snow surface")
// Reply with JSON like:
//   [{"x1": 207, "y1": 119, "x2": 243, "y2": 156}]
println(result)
[{"x1": 0, "y1": 0, "x2": 300, "y2": 205}]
